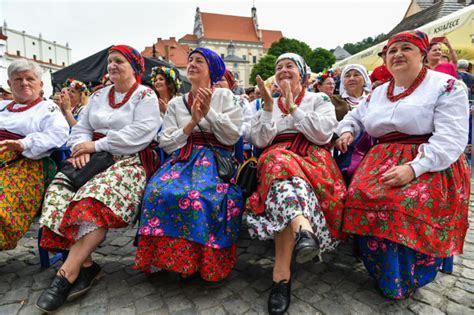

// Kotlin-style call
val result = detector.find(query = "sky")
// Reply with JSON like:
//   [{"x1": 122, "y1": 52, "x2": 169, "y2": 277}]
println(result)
[{"x1": 1, "y1": 0, "x2": 411, "y2": 63}]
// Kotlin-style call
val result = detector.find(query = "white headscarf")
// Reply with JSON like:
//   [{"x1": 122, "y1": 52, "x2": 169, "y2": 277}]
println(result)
[
  {"x1": 276, "y1": 53, "x2": 310, "y2": 84},
  {"x1": 339, "y1": 64, "x2": 372, "y2": 103}
]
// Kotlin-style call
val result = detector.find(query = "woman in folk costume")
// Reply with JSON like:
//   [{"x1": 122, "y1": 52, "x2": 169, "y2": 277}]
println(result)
[
  {"x1": 246, "y1": 53, "x2": 347, "y2": 315},
  {"x1": 336, "y1": 30, "x2": 470, "y2": 299},
  {"x1": 149, "y1": 65, "x2": 182, "y2": 117},
  {"x1": 135, "y1": 48, "x2": 244, "y2": 282},
  {"x1": 54, "y1": 78, "x2": 90, "y2": 127},
  {"x1": 37, "y1": 45, "x2": 161, "y2": 312},
  {"x1": 0, "y1": 59, "x2": 69, "y2": 250}
]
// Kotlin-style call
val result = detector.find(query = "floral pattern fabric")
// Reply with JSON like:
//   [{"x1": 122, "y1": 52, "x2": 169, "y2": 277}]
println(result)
[
  {"x1": 135, "y1": 236, "x2": 237, "y2": 281},
  {"x1": 246, "y1": 177, "x2": 339, "y2": 252},
  {"x1": 358, "y1": 236, "x2": 443, "y2": 299},
  {"x1": 135, "y1": 145, "x2": 244, "y2": 277},
  {"x1": 247, "y1": 142, "x2": 347, "y2": 240},
  {"x1": 0, "y1": 151, "x2": 55, "y2": 250},
  {"x1": 343, "y1": 142, "x2": 470, "y2": 257},
  {"x1": 40, "y1": 155, "x2": 146, "y2": 236}
]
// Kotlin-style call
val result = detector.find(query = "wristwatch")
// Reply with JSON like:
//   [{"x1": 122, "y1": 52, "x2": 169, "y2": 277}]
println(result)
[{"x1": 288, "y1": 103, "x2": 298, "y2": 114}]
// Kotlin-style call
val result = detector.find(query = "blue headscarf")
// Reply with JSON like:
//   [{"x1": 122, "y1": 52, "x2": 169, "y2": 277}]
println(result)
[{"x1": 189, "y1": 47, "x2": 226, "y2": 85}]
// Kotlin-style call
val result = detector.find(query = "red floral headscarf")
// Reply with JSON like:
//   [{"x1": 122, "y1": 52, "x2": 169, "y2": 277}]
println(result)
[
  {"x1": 222, "y1": 70, "x2": 236, "y2": 90},
  {"x1": 109, "y1": 45, "x2": 145, "y2": 83},
  {"x1": 387, "y1": 30, "x2": 429, "y2": 55}
]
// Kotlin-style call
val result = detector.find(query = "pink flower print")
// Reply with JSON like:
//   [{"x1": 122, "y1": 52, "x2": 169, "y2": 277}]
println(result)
[
  {"x1": 139, "y1": 225, "x2": 151, "y2": 236},
  {"x1": 379, "y1": 165, "x2": 389, "y2": 174},
  {"x1": 321, "y1": 200, "x2": 330, "y2": 209},
  {"x1": 216, "y1": 184, "x2": 224, "y2": 193},
  {"x1": 231, "y1": 207, "x2": 241, "y2": 217},
  {"x1": 170, "y1": 171, "x2": 180, "y2": 179},
  {"x1": 148, "y1": 217, "x2": 161, "y2": 228},
  {"x1": 377, "y1": 211, "x2": 389, "y2": 221},
  {"x1": 152, "y1": 228, "x2": 164, "y2": 237},
  {"x1": 379, "y1": 243, "x2": 387, "y2": 252},
  {"x1": 179, "y1": 197, "x2": 191, "y2": 209},
  {"x1": 411, "y1": 264, "x2": 415, "y2": 276},
  {"x1": 404, "y1": 189, "x2": 418, "y2": 198},
  {"x1": 191, "y1": 199, "x2": 203, "y2": 210},
  {"x1": 367, "y1": 239, "x2": 378, "y2": 251},
  {"x1": 271, "y1": 164, "x2": 282, "y2": 174},
  {"x1": 222, "y1": 184, "x2": 229, "y2": 193},
  {"x1": 227, "y1": 199, "x2": 235, "y2": 208},
  {"x1": 188, "y1": 190, "x2": 200, "y2": 199},
  {"x1": 417, "y1": 183, "x2": 428, "y2": 191},
  {"x1": 366, "y1": 212, "x2": 376, "y2": 222},
  {"x1": 424, "y1": 257, "x2": 436, "y2": 266},
  {"x1": 0, "y1": 194, "x2": 5, "y2": 200},
  {"x1": 249, "y1": 192, "x2": 260, "y2": 208},
  {"x1": 160, "y1": 173, "x2": 171, "y2": 181},
  {"x1": 202, "y1": 160, "x2": 211, "y2": 167},
  {"x1": 419, "y1": 193, "x2": 430, "y2": 203}
]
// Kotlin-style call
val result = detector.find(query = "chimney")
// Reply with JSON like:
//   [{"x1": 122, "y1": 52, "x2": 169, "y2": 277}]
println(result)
[
  {"x1": 170, "y1": 37, "x2": 176, "y2": 41},
  {"x1": 164, "y1": 45, "x2": 170, "y2": 61}
]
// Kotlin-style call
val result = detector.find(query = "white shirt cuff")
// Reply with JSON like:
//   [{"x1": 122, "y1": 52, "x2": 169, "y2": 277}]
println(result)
[{"x1": 260, "y1": 110, "x2": 273, "y2": 122}]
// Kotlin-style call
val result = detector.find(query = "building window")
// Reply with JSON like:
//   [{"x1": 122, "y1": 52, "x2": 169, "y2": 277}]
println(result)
[
  {"x1": 221, "y1": 53, "x2": 225, "y2": 58},
  {"x1": 242, "y1": 55, "x2": 246, "y2": 60},
  {"x1": 32, "y1": 42, "x2": 35, "y2": 45},
  {"x1": 33, "y1": 54, "x2": 37, "y2": 60},
  {"x1": 48, "y1": 47, "x2": 52, "y2": 50},
  {"x1": 253, "y1": 56, "x2": 257, "y2": 63},
  {"x1": 49, "y1": 58, "x2": 52, "y2": 64},
  {"x1": 233, "y1": 63, "x2": 238, "y2": 68},
  {"x1": 62, "y1": 62, "x2": 65, "y2": 66},
  {"x1": 16, "y1": 50, "x2": 21, "y2": 56}
]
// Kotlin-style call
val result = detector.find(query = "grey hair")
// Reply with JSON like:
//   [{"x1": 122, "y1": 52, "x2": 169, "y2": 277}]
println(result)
[{"x1": 7, "y1": 59, "x2": 43, "y2": 80}]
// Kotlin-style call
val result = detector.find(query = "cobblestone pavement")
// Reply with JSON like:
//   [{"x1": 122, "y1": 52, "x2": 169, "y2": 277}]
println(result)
[{"x1": 1, "y1": 193, "x2": 474, "y2": 315}]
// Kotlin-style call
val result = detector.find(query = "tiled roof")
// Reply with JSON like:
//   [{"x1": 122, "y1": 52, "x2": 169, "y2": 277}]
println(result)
[
  {"x1": 261, "y1": 30, "x2": 283, "y2": 49},
  {"x1": 389, "y1": 1, "x2": 467, "y2": 35},
  {"x1": 200, "y1": 12, "x2": 260, "y2": 42},
  {"x1": 179, "y1": 34, "x2": 198, "y2": 42},
  {"x1": 142, "y1": 37, "x2": 191, "y2": 68}
]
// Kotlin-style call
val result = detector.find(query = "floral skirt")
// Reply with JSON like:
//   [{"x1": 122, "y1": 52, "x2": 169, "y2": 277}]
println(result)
[
  {"x1": 343, "y1": 142, "x2": 470, "y2": 257},
  {"x1": 135, "y1": 146, "x2": 243, "y2": 280},
  {"x1": 0, "y1": 152, "x2": 55, "y2": 250},
  {"x1": 246, "y1": 177, "x2": 339, "y2": 253},
  {"x1": 136, "y1": 236, "x2": 237, "y2": 281},
  {"x1": 358, "y1": 236, "x2": 444, "y2": 299},
  {"x1": 40, "y1": 155, "x2": 146, "y2": 249}
]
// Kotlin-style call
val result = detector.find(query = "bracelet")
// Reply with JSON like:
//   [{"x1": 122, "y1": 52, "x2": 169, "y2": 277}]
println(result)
[{"x1": 288, "y1": 103, "x2": 298, "y2": 114}]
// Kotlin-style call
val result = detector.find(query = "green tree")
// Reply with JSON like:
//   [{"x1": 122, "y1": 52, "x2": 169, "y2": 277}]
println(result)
[
  {"x1": 343, "y1": 33, "x2": 388, "y2": 55},
  {"x1": 267, "y1": 38, "x2": 313, "y2": 62},
  {"x1": 249, "y1": 54, "x2": 277, "y2": 86},
  {"x1": 307, "y1": 47, "x2": 336, "y2": 73}
]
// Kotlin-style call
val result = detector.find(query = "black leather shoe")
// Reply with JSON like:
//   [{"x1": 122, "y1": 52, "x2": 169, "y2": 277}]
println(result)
[
  {"x1": 36, "y1": 271, "x2": 73, "y2": 313},
  {"x1": 268, "y1": 279, "x2": 291, "y2": 315},
  {"x1": 294, "y1": 228, "x2": 320, "y2": 264},
  {"x1": 67, "y1": 262, "x2": 103, "y2": 301}
]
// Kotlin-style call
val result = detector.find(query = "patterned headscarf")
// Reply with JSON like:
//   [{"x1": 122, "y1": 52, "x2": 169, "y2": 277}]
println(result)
[
  {"x1": 150, "y1": 66, "x2": 182, "y2": 90},
  {"x1": 109, "y1": 45, "x2": 145, "y2": 83},
  {"x1": 339, "y1": 64, "x2": 372, "y2": 99},
  {"x1": 222, "y1": 70, "x2": 237, "y2": 90},
  {"x1": 189, "y1": 47, "x2": 226, "y2": 85},
  {"x1": 387, "y1": 30, "x2": 429, "y2": 55},
  {"x1": 276, "y1": 53, "x2": 310, "y2": 84}
]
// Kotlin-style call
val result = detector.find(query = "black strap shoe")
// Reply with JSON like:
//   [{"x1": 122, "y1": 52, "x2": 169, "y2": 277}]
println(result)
[
  {"x1": 294, "y1": 227, "x2": 320, "y2": 264},
  {"x1": 67, "y1": 262, "x2": 103, "y2": 301},
  {"x1": 268, "y1": 279, "x2": 291, "y2": 315},
  {"x1": 36, "y1": 270, "x2": 73, "y2": 313}
]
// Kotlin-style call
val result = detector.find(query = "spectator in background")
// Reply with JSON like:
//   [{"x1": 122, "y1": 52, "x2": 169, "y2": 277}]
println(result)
[
  {"x1": 370, "y1": 46, "x2": 392, "y2": 89},
  {"x1": 149, "y1": 66, "x2": 182, "y2": 117},
  {"x1": 245, "y1": 86, "x2": 257, "y2": 102},
  {"x1": 332, "y1": 67, "x2": 342, "y2": 95},
  {"x1": 457, "y1": 59, "x2": 473, "y2": 101},
  {"x1": 0, "y1": 85, "x2": 13, "y2": 100},
  {"x1": 426, "y1": 37, "x2": 458, "y2": 78}
]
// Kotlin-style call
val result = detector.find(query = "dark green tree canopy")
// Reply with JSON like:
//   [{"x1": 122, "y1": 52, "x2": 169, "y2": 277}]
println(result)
[
  {"x1": 342, "y1": 33, "x2": 388, "y2": 55},
  {"x1": 249, "y1": 54, "x2": 277, "y2": 86}
]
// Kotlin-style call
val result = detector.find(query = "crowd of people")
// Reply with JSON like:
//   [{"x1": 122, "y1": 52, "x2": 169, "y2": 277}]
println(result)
[{"x1": 0, "y1": 30, "x2": 472, "y2": 315}]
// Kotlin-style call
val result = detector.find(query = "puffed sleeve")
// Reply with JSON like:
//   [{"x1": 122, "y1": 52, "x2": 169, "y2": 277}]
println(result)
[
  {"x1": 336, "y1": 99, "x2": 368, "y2": 138},
  {"x1": 158, "y1": 98, "x2": 189, "y2": 155},
  {"x1": 249, "y1": 99, "x2": 278, "y2": 148},
  {"x1": 409, "y1": 80, "x2": 469, "y2": 177},
  {"x1": 20, "y1": 103, "x2": 69, "y2": 159},
  {"x1": 204, "y1": 89, "x2": 243, "y2": 146},
  {"x1": 291, "y1": 93, "x2": 338, "y2": 145},
  {"x1": 94, "y1": 89, "x2": 161, "y2": 155}
]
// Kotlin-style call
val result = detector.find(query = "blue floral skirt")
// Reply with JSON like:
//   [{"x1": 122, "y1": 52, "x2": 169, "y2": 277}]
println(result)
[
  {"x1": 357, "y1": 236, "x2": 445, "y2": 299},
  {"x1": 135, "y1": 145, "x2": 244, "y2": 279}
]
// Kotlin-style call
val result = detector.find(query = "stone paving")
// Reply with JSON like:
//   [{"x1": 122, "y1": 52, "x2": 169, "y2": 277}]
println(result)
[{"x1": 1, "y1": 195, "x2": 474, "y2": 314}]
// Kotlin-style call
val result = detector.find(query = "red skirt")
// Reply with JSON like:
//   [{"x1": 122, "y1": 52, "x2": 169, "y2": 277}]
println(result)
[
  {"x1": 343, "y1": 143, "x2": 470, "y2": 257},
  {"x1": 40, "y1": 197, "x2": 127, "y2": 251},
  {"x1": 246, "y1": 142, "x2": 347, "y2": 240},
  {"x1": 135, "y1": 236, "x2": 237, "y2": 282}
]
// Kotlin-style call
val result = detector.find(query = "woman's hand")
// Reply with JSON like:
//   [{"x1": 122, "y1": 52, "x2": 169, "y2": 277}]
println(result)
[
  {"x1": 158, "y1": 98, "x2": 168, "y2": 114},
  {"x1": 279, "y1": 79, "x2": 293, "y2": 112},
  {"x1": 335, "y1": 132, "x2": 354, "y2": 153},
  {"x1": 256, "y1": 75, "x2": 273, "y2": 112},
  {"x1": 72, "y1": 141, "x2": 96, "y2": 157},
  {"x1": 195, "y1": 88, "x2": 212, "y2": 117},
  {"x1": 60, "y1": 93, "x2": 72, "y2": 112},
  {"x1": 380, "y1": 165, "x2": 415, "y2": 187},
  {"x1": 70, "y1": 153, "x2": 91, "y2": 169},
  {"x1": 0, "y1": 140, "x2": 25, "y2": 154}
]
